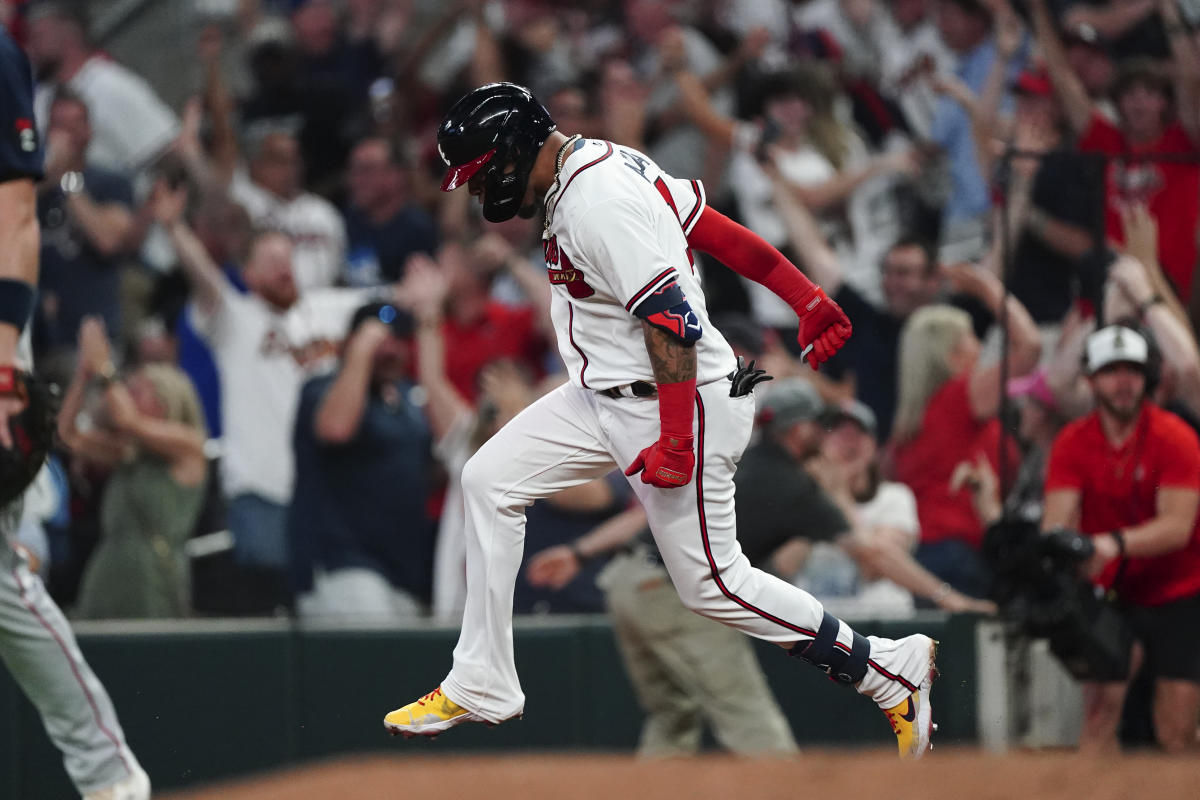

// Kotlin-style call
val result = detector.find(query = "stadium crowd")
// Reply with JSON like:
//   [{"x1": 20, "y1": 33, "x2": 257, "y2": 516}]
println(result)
[{"x1": 4, "y1": 0, "x2": 1200, "y2": 732}]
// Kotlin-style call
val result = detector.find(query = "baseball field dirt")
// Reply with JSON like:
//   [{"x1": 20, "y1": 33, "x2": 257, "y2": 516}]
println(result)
[{"x1": 159, "y1": 749, "x2": 1199, "y2": 800}]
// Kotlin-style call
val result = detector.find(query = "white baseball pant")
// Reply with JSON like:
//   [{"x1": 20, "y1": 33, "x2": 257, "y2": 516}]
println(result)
[{"x1": 441, "y1": 379, "x2": 926, "y2": 722}]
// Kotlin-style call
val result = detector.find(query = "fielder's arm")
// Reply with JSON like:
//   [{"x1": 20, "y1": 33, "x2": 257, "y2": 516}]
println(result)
[{"x1": 0, "y1": 179, "x2": 37, "y2": 365}]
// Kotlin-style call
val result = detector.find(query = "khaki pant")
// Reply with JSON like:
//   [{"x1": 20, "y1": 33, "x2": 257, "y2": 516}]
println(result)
[{"x1": 598, "y1": 550, "x2": 799, "y2": 757}]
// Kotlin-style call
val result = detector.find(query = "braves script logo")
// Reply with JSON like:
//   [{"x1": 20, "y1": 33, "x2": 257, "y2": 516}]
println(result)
[
  {"x1": 543, "y1": 235, "x2": 594, "y2": 299},
  {"x1": 14, "y1": 118, "x2": 36, "y2": 153}
]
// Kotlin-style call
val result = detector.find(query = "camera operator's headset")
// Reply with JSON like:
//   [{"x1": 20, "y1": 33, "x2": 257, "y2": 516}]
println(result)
[{"x1": 1082, "y1": 322, "x2": 1161, "y2": 398}]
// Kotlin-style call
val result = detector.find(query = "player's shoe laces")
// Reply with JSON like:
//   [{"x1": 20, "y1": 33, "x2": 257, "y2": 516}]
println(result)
[
  {"x1": 384, "y1": 686, "x2": 487, "y2": 738},
  {"x1": 83, "y1": 765, "x2": 151, "y2": 800},
  {"x1": 882, "y1": 638, "x2": 938, "y2": 760}
]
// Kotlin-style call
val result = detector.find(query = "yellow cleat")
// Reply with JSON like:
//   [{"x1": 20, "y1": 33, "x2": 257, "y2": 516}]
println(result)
[
  {"x1": 882, "y1": 640, "x2": 938, "y2": 760},
  {"x1": 384, "y1": 686, "x2": 482, "y2": 738}
]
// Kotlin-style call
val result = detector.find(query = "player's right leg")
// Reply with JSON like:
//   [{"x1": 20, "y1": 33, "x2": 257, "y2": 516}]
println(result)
[
  {"x1": 0, "y1": 526, "x2": 149, "y2": 799},
  {"x1": 385, "y1": 384, "x2": 618, "y2": 737}
]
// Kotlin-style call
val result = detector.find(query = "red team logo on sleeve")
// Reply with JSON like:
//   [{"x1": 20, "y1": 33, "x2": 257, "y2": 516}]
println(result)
[
  {"x1": 15, "y1": 118, "x2": 37, "y2": 153},
  {"x1": 543, "y1": 235, "x2": 594, "y2": 299}
]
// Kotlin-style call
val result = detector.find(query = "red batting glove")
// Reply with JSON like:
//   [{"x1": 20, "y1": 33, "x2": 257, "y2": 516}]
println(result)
[
  {"x1": 625, "y1": 433, "x2": 695, "y2": 488},
  {"x1": 795, "y1": 287, "x2": 852, "y2": 369}
]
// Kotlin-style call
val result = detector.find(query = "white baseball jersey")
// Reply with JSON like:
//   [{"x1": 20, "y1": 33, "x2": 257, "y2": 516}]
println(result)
[{"x1": 542, "y1": 139, "x2": 736, "y2": 389}]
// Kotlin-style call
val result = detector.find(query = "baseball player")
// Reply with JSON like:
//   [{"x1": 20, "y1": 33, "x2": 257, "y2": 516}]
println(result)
[
  {"x1": 0, "y1": 26, "x2": 150, "y2": 800},
  {"x1": 384, "y1": 83, "x2": 938, "y2": 758}
]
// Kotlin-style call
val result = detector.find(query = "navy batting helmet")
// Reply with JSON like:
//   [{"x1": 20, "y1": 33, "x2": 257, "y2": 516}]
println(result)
[{"x1": 437, "y1": 82, "x2": 557, "y2": 223}]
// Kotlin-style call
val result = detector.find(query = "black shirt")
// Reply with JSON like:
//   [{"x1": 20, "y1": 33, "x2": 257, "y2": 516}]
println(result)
[
  {"x1": 1010, "y1": 149, "x2": 1105, "y2": 323},
  {"x1": 343, "y1": 204, "x2": 439, "y2": 285},
  {"x1": 733, "y1": 440, "x2": 850, "y2": 566},
  {"x1": 289, "y1": 375, "x2": 436, "y2": 599},
  {"x1": 36, "y1": 167, "x2": 133, "y2": 351},
  {"x1": 822, "y1": 284, "x2": 903, "y2": 441},
  {"x1": 0, "y1": 27, "x2": 43, "y2": 182}
]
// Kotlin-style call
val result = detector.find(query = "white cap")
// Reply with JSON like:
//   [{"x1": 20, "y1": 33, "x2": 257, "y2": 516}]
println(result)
[{"x1": 1085, "y1": 325, "x2": 1149, "y2": 375}]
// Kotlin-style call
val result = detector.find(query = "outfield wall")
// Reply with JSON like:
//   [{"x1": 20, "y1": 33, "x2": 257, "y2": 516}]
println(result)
[{"x1": 0, "y1": 613, "x2": 979, "y2": 797}]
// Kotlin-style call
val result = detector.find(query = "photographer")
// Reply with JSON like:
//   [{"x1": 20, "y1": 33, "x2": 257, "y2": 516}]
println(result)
[{"x1": 1042, "y1": 324, "x2": 1200, "y2": 753}]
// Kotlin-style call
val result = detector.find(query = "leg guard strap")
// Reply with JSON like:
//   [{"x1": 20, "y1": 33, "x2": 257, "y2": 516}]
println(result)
[{"x1": 789, "y1": 612, "x2": 870, "y2": 685}]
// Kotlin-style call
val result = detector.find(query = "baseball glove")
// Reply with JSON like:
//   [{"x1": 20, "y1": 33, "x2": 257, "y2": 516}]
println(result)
[{"x1": 0, "y1": 367, "x2": 57, "y2": 508}]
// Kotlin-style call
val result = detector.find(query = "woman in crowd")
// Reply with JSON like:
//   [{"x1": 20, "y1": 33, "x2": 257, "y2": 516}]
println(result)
[
  {"x1": 889, "y1": 264, "x2": 1041, "y2": 598},
  {"x1": 803, "y1": 399, "x2": 996, "y2": 616},
  {"x1": 58, "y1": 318, "x2": 208, "y2": 619}
]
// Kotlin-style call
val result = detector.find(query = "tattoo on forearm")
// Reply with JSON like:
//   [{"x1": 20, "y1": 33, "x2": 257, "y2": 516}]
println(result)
[{"x1": 643, "y1": 322, "x2": 697, "y2": 384}]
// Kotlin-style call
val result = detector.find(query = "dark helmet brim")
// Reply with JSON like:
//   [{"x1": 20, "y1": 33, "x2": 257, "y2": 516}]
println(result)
[{"x1": 441, "y1": 148, "x2": 497, "y2": 191}]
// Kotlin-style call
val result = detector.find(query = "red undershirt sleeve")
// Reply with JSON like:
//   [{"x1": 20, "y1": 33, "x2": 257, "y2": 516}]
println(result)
[{"x1": 685, "y1": 205, "x2": 817, "y2": 312}]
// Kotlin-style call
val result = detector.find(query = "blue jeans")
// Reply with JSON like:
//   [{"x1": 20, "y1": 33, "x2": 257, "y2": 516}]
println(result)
[
  {"x1": 914, "y1": 539, "x2": 992, "y2": 603},
  {"x1": 226, "y1": 493, "x2": 289, "y2": 570}
]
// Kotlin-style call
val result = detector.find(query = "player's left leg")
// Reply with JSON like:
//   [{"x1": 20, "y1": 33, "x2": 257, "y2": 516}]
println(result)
[
  {"x1": 0, "y1": 520, "x2": 149, "y2": 799},
  {"x1": 610, "y1": 380, "x2": 936, "y2": 758}
]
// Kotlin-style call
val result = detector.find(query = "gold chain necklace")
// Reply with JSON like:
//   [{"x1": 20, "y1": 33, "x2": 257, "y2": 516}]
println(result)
[{"x1": 544, "y1": 134, "x2": 583, "y2": 232}]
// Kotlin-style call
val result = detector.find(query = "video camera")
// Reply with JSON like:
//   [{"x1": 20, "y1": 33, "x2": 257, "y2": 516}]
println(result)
[{"x1": 982, "y1": 517, "x2": 1133, "y2": 681}]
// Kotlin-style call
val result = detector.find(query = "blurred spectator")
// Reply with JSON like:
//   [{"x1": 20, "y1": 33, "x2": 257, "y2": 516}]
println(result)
[
  {"x1": 58, "y1": 318, "x2": 207, "y2": 619},
  {"x1": 1043, "y1": 323, "x2": 1200, "y2": 753},
  {"x1": 926, "y1": 10, "x2": 1104, "y2": 321},
  {"x1": 740, "y1": 378, "x2": 994, "y2": 612},
  {"x1": 1057, "y1": 0, "x2": 1169, "y2": 59},
  {"x1": 1062, "y1": 21, "x2": 1118, "y2": 114},
  {"x1": 1007, "y1": 73, "x2": 1103, "y2": 322},
  {"x1": 766, "y1": 177, "x2": 938, "y2": 439},
  {"x1": 34, "y1": 88, "x2": 135, "y2": 377},
  {"x1": 402, "y1": 256, "x2": 602, "y2": 620},
  {"x1": 239, "y1": 15, "x2": 361, "y2": 197},
  {"x1": 1104, "y1": 245, "x2": 1200, "y2": 419},
  {"x1": 25, "y1": 0, "x2": 178, "y2": 175},
  {"x1": 342, "y1": 136, "x2": 437, "y2": 286},
  {"x1": 929, "y1": 0, "x2": 1019, "y2": 263},
  {"x1": 230, "y1": 127, "x2": 347, "y2": 290},
  {"x1": 290, "y1": 302, "x2": 435, "y2": 622},
  {"x1": 878, "y1": 0, "x2": 955, "y2": 138},
  {"x1": 1032, "y1": 0, "x2": 1200, "y2": 301},
  {"x1": 795, "y1": 0, "x2": 895, "y2": 87},
  {"x1": 515, "y1": 468, "x2": 630, "y2": 615},
  {"x1": 628, "y1": 5, "x2": 740, "y2": 182},
  {"x1": 290, "y1": 0, "x2": 384, "y2": 105},
  {"x1": 889, "y1": 266, "x2": 1041, "y2": 597},
  {"x1": 172, "y1": 195, "x2": 255, "y2": 438},
  {"x1": 803, "y1": 398, "x2": 996, "y2": 616},
  {"x1": 672, "y1": 62, "x2": 919, "y2": 315},
  {"x1": 419, "y1": 244, "x2": 547, "y2": 404},
  {"x1": 526, "y1": 503, "x2": 800, "y2": 757},
  {"x1": 152, "y1": 181, "x2": 376, "y2": 608}
]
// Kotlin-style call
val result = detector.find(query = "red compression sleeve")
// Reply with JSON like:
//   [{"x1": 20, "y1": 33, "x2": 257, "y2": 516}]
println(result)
[
  {"x1": 656, "y1": 378, "x2": 696, "y2": 444},
  {"x1": 686, "y1": 205, "x2": 817, "y2": 312}
]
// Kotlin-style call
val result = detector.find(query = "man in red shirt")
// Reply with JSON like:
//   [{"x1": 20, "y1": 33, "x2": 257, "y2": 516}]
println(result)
[
  {"x1": 1031, "y1": 0, "x2": 1200, "y2": 299},
  {"x1": 1043, "y1": 324, "x2": 1200, "y2": 753}
]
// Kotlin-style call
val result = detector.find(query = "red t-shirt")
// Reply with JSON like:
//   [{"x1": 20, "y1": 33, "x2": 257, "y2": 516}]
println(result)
[
  {"x1": 1079, "y1": 114, "x2": 1200, "y2": 300},
  {"x1": 890, "y1": 376, "x2": 1015, "y2": 549},
  {"x1": 1044, "y1": 403, "x2": 1200, "y2": 606},
  {"x1": 441, "y1": 303, "x2": 546, "y2": 402}
]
